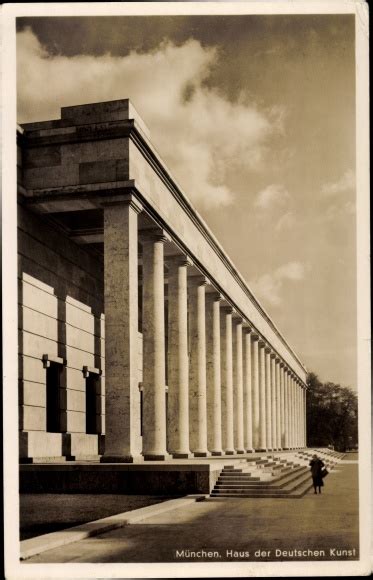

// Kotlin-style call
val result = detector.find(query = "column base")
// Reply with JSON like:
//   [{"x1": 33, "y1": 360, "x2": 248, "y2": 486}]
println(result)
[
  {"x1": 101, "y1": 454, "x2": 143, "y2": 463},
  {"x1": 283, "y1": 447, "x2": 290, "y2": 450},
  {"x1": 257, "y1": 448, "x2": 268, "y2": 452},
  {"x1": 211, "y1": 450, "x2": 224, "y2": 456},
  {"x1": 172, "y1": 451, "x2": 192, "y2": 459},
  {"x1": 236, "y1": 449, "x2": 246, "y2": 454},
  {"x1": 143, "y1": 453, "x2": 172, "y2": 461},
  {"x1": 245, "y1": 448, "x2": 255, "y2": 453},
  {"x1": 224, "y1": 449, "x2": 236, "y2": 455},
  {"x1": 193, "y1": 450, "x2": 211, "y2": 457}
]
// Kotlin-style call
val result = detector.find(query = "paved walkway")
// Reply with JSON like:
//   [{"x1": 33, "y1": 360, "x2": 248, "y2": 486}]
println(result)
[{"x1": 24, "y1": 459, "x2": 359, "y2": 563}]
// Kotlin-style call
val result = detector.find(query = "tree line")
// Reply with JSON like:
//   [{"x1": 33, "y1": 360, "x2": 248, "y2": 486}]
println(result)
[{"x1": 306, "y1": 372, "x2": 358, "y2": 452}]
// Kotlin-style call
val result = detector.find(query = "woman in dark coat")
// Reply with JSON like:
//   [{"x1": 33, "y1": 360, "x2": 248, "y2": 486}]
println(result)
[{"x1": 309, "y1": 454, "x2": 325, "y2": 494}]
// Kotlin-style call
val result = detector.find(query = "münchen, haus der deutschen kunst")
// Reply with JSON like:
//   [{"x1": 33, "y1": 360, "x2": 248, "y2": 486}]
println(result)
[{"x1": 17, "y1": 100, "x2": 308, "y2": 488}]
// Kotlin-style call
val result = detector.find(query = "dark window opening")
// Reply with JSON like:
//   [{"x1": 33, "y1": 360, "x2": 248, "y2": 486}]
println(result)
[
  {"x1": 140, "y1": 390, "x2": 143, "y2": 436},
  {"x1": 46, "y1": 362, "x2": 62, "y2": 433},
  {"x1": 86, "y1": 375, "x2": 99, "y2": 434}
]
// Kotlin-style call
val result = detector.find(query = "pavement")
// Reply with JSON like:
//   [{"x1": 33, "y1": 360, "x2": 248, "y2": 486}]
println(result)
[{"x1": 22, "y1": 457, "x2": 359, "y2": 563}]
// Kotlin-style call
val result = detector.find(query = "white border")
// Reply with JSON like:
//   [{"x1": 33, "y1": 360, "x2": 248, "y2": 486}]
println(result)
[{"x1": 2, "y1": 1, "x2": 370, "y2": 578}]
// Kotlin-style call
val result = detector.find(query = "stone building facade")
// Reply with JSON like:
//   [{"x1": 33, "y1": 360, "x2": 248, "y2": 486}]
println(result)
[{"x1": 17, "y1": 99, "x2": 308, "y2": 463}]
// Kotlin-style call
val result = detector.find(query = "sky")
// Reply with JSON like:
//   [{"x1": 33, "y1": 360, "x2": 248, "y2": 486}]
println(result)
[{"x1": 16, "y1": 14, "x2": 357, "y2": 389}]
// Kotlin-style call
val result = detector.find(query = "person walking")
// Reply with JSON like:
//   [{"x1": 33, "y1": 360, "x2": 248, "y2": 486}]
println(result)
[{"x1": 309, "y1": 454, "x2": 325, "y2": 494}]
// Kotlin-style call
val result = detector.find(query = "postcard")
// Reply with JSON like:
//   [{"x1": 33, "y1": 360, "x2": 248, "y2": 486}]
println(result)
[{"x1": 2, "y1": 1, "x2": 370, "y2": 578}]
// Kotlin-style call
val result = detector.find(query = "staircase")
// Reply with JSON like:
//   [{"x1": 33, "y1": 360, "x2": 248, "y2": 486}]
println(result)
[{"x1": 210, "y1": 448, "x2": 343, "y2": 499}]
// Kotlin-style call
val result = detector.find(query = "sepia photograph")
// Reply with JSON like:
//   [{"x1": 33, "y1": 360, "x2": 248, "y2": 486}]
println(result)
[{"x1": 2, "y1": 1, "x2": 370, "y2": 578}]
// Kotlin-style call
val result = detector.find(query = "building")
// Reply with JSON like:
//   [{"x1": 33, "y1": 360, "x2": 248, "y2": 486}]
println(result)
[{"x1": 17, "y1": 99, "x2": 307, "y2": 465}]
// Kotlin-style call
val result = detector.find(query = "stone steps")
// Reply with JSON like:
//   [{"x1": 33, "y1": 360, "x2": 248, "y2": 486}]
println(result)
[
  {"x1": 215, "y1": 469, "x2": 309, "y2": 490},
  {"x1": 210, "y1": 448, "x2": 341, "y2": 499}
]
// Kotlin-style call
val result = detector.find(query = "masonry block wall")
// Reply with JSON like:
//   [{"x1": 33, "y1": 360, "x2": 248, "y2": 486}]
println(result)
[{"x1": 18, "y1": 204, "x2": 107, "y2": 460}]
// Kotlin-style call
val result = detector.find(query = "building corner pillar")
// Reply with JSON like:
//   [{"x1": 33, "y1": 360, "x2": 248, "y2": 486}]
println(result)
[{"x1": 101, "y1": 195, "x2": 143, "y2": 463}]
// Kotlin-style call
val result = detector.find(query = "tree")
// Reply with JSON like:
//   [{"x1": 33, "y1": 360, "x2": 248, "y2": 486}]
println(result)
[{"x1": 306, "y1": 372, "x2": 358, "y2": 452}]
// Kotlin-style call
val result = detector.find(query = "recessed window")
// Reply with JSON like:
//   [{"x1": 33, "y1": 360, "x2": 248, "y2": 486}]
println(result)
[
  {"x1": 86, "y1": 375, "x2": 99, "y2": 434},
  {"x1": 46, "y1": 362, "x2": 62, "y2": 433}
]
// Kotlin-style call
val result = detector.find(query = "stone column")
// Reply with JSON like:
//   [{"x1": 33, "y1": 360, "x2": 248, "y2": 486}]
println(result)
[
  {"x1": 251, "y1": 334, "x2": 260, "y2": 450},
  {"x1": 233, "y1": 316, "x2": 245, "y2": 453},
  {"x1": 167, "y1": 255, "x2": 192, "y2": 458},
  {"x1": 265, "y1": 347, "x2": 272, "y2": 451},
  {"x1": 294, "y1": 380, "x2": 298, "y2": 448},
  {"x1": 297, "y1": 379, "x2": 302, "y2": 448},
  {"x1": 220, "y1": 306, "x2": 235, "y2": 454},
  {"x1": 275, "y1": 358, "x2": 281, "y2": 450},
  {"x1": 280, "y1": 362, "x2": 286, "y2": 449},
  {"x1": 304, "y1": 387, "x2": 307, "y2": 447},
  {"x1": 206, "y1": 292, "x2": 223, "y2": 455},
  {"x1": 243, "y1": 326, "x2": 253, "y2": 452},
  {"x1": 290, "y1": 374, "x2": 295, "y2": 449},
  {"x1": 142, "y1": 230, "x2": 170, "y2": 460},
  {"x1": 258, "y1": 340, "x2": 267, "y2": 452},
  {"x1": 300, "y1": 383, "x2": 304, "y2": 447},
  {"x1": 287, "y1": 372, "x2": 293, "y2": 449},
  {"x1": 102, "y1": 196, "x2": 142, "y2": 463},
  {"x1": 271, "y1": 353, "x2": 277, "y2": 450},
  {"x1": 284, "y1": 368, "x2": 290, "y2": 450},
  {"x1": 189, "y1": 276, "x2": 209, "y2": 457}
]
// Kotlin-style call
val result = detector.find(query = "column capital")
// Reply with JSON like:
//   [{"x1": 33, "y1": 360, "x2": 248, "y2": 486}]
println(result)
[
  {"x1": 189, "y1": 274, "x2": 210, "y2": 287},
  {"x1": 275, "y1": 355, "x2": 281, "y2": 363},
  {"x1": 264, "y1": 345, "x2": 271, "y2": 354},
  {"x1": 101, "y1": 192, "x2": 143, "y2": 214},
  {"x1": 270, "y1": 352, "x2": 276, "y2": 359},
  {"x1": 221, "y1": 304, "x2": 234, "y2": 315},
  {"x1": 258, "y1": 339, "x2": 266, "y2": 348},
  {"x1": 251, "y1": 332, "x2": 260, "y2": 341},
  {"x1": 167, "y1": 254, "x2": 193, "y2": 269},
  {"x1": 232, "y1": 312, "x2": 243, "y2": 324},
  {"x1": 140, "y1": 227, "x2": 170, "y2": 244},
  {"x1": 280, "y1": 361, "x2": 285, "y2": 368},
  {"x1": 242, "y1": 323, "x2": 253, "y2": 334},
  {"x1": 206, "y1": 290, "x2": 223, "y2": 302}
]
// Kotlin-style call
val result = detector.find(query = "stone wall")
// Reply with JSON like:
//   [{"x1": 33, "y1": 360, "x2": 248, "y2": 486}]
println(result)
[{"x1": 18, "y1": 204, "x2": 106, "y2": 460}]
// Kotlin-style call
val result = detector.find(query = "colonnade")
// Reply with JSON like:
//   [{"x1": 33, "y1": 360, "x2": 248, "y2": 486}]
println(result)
[{"x1": 102, "y1": 197, "x2": 307, "y2": 462}]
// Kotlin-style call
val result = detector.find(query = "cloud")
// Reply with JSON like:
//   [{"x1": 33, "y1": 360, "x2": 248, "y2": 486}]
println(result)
[
  {"x1": 320, "y1": 200, "x2": 356, "y2": 223},
  {"x1": 275, "y1": 210, "x2": 296, "y2": 232},
  {"x1": 254, "y1": 184, "x2": 290, "y2": 210},
  {"x1": 321, "y1": 169, "x2": 355, "y2": 195},
  {"x1": 17, "y1": 28, "x2": 282, "y2": 210},
  {"x1": 250, "y1": 261, "x2": 308, "y2": 306}
]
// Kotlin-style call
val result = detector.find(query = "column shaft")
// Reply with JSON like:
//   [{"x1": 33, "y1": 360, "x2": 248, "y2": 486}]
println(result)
[
  {"x1": 233, "y1": 320, "x2": 245, "y2": 453},
  {"x1": 291, "y1": 377, "x2": 297, "y2": 448},
  {"x1": 304, "y1": 388, "x2": 307, "y2": 447},
  {"x1": 258, "y1": 342, "x2": 267, "y2": 451},
  {"x1": 271, "y1": 355, "x2": 277, "y2": 450},
  {"x1": 280, "y1": 364, "x2": 286, "y2": 448},
  {"x1": 221, "y1": 308, "x2": 235, "y2": 454},
  {"x1": 142, "y1": 234, "x2": 169, "y2": 460},
  {"x1": 276, "y1": 360, "x2": 281, "y2": 449},
  {"x1": 265, "y1": 348, "x2": 272, "y2": 451},
  {"x1": 284, "y1": 370, "x2": 290, "y2": 449},
  {"x1": 167, "y1": 258, "x2": 190, "y2": 458},
  {"x1": 102, "y1": 199, "x2": 141, "y2": 463},
  {"x1": 251, "y1": 336, "x2": 260, "y2": 450},
  {"x1": 189, "y1": 280, "x2": 209, "y2": 456},
  {"x1": 243, "y1": 330, "x2": 253, "y2": 452},
  {"x1": 206, "y1": 294, "x2": 223, "y2": 455}
]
